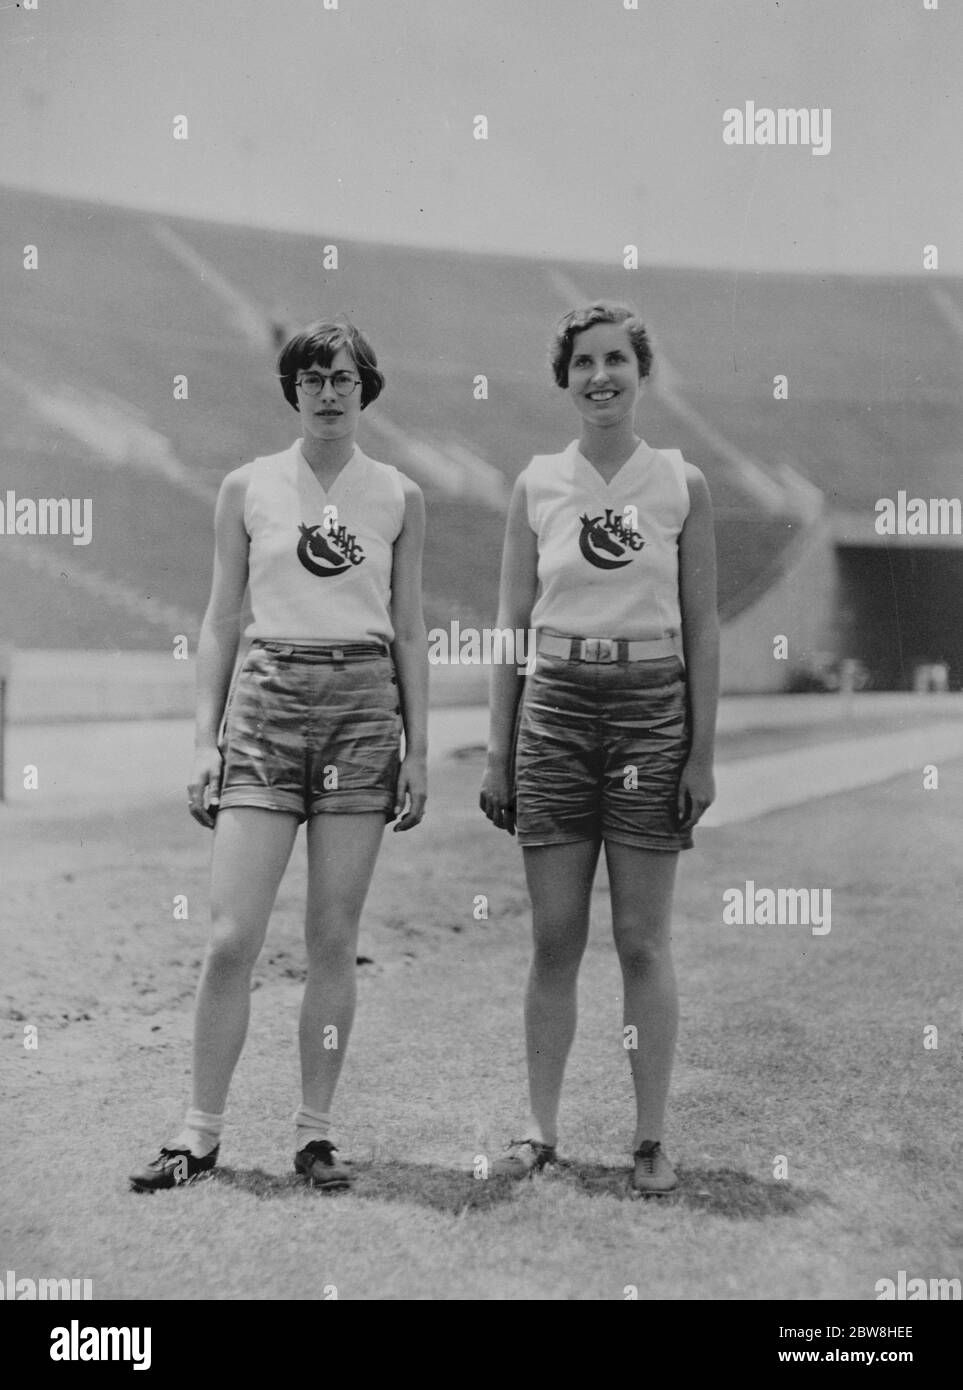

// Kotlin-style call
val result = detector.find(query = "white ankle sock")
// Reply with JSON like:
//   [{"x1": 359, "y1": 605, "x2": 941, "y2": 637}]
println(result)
[
  {"x1": 294, "y1": 1103, "x2": 332, "y2": 1151},
  {"x1": 173, "y1": 1108, "x2": 224, "y2": 1159}
]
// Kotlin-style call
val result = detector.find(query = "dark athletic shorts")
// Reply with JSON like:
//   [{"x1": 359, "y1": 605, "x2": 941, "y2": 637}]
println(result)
[
  {"x1": 514, "y1": 650, "x2": 693, "y2": 852},
  {"x1": 217, "y1": 640, "x2": 402, "y2": 823}
]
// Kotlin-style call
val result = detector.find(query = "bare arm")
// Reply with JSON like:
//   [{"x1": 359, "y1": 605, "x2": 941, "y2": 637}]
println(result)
[
  {"x1": 388, "y1": 475, "x2": 428, "y2": 830},
  {"x1": 480, "y1": 473, "x2": 539, "y2": 833},
  {"x1": 677, "y1": 462, "x2": 719, "y2": 828},
  {"x1": 188, "y1": 466, "x2": 250, "y2": 826}
]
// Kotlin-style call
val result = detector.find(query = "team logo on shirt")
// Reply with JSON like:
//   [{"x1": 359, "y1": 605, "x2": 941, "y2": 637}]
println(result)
[
  {"x1": 297, "y1": 521, "x2": 365, "y2": 577},
  {"x1": 578, "y1": 510, "x2": 645, "y2": 570}
]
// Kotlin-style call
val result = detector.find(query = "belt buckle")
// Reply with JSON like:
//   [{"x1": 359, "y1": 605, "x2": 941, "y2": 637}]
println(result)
[{"x1": 581, "y1": 637, "x2": 617, "y2": 664}]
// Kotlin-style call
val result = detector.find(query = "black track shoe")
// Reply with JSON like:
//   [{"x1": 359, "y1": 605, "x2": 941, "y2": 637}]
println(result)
[
  {"x1": 129, "y1": 1145, "x2": 219, "y2": 1193},
  {"x1": 294, "y1": 1139, "x2": 353, "y2": 1190}
]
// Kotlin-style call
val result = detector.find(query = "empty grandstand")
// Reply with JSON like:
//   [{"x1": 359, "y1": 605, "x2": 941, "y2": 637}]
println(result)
[{"x1": 3, "y1": 188, "x2": 961, "y2": 693}]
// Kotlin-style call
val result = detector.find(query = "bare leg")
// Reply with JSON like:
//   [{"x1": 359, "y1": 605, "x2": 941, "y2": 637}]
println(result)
[
  {"x1": 520, "y1": 839, "x2": 601, "y2": 1146},
  {"x1": 605, "y1": 841, "x2": 680, "y2": 1149},
  {"x1": 299, "y1": 813, "x2": 386, "y2": 1116},
  {"x1": 191, "y1": 808, "x2": 299, "y2": 1114}
]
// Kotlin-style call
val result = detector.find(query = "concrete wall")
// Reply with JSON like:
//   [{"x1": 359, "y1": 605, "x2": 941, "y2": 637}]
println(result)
[
  {"x1": 2, "y1": 650, "x2": 489, "y2": 724},
  {"x1": 2, "y1": 522, "x2": 845, "y2": 719},
  {"x1": 719, "y1": 517, "x2": 840, "y2": 694},
  {"x1": 3, "y1": 651, "x2": 196, "y2": 723}
]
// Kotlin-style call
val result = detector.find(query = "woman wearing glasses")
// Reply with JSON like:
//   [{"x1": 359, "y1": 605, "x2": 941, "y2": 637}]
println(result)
[
  {"x1": 479, "y1": 302, "x2": 718, "y2": 1194},
  {"x1": 131, "y1": 320, "x2": 427, "y2": 1193}
]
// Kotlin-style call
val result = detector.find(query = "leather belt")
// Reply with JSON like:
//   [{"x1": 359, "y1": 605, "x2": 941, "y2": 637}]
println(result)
[
  {"x1": 252, "y1": 640, "x2": 388, "y2": 660},
  {"x1": 537, "y1": 633, "x2": 679, "y2": 664}
]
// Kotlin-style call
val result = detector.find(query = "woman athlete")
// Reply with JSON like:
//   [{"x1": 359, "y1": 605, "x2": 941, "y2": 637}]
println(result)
[
  {"x1": 480, "y1": 302, "x2": 718, "y2": 1194},
  {"x1": 131, "y1": 319, "x2": 428, "y2": 1193}
]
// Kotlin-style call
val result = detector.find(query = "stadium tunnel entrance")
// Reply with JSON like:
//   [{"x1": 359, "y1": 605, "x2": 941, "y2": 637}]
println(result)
[{"x1": 835, "y1": 544, "x2": 963, "y2": 691}]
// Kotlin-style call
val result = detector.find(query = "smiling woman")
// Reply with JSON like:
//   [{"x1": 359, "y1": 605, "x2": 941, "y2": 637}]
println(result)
[
  {"x1": 479, "y1": 300, "x2": 720, "y2": 1195},
  {"x1": 129, "y1": 318, "x2": 429, "y2": 1196}
]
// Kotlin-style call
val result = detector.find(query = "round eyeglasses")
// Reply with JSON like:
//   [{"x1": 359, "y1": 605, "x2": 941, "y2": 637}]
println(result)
[{"x1": 296, "y1": 371, "x2": 361, "y2": 397}]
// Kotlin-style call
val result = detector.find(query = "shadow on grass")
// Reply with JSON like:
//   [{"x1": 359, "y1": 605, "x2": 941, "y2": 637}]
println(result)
[
  {"x1": 211, "y1": 1161, "x2": 516, "y2": 1213},
  {"x1": 211, "y1": 1159, "x2": 828, "y2": 1218},
  {"x1": 568, "y1": 1161, "x2": 830, "y2": 1217}
]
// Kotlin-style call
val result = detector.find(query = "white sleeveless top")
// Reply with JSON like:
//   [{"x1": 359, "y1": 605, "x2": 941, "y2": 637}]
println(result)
[
  {"x1": 243, "y1": 441, "x2": 406, "y2": 643},
  {"x1": 523, "y1": 439, "x2": 690, "y2": 640}
]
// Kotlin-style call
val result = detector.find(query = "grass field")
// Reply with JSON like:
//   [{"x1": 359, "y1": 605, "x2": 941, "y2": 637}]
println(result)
[{"x1": 2, "y1": 728, "x2": 961, "y2": 1301}]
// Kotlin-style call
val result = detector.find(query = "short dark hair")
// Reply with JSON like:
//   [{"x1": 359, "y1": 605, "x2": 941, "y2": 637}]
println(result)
[
  {"x1": 277, "y1": 319, "x2": 385, "y2": 411},
  {"x1": 549, "y1": 302, "x2": 653, "y2": 387}
]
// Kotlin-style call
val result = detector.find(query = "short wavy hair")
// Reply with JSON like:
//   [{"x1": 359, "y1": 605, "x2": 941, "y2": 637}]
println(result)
[
  {"x1": 549, "y1": 301, "x2": 653, "y2": 387},
  {"x1": 277, "y1": 319, "x2": 385, "y2": 411}
]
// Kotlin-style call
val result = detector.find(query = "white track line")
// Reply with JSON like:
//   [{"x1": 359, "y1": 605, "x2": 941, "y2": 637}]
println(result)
[
  {"x1": 427, "y1": 707, "x2": 963, "y2": 827},
  {"x1": 6, "y1": 712, "x2": 959, "y2": 819},
  {"x1": 702, "y1": 722, "x2": 963, "y2": 827},
  {"x1": 424, "y1": 709, "x2": 963, "y2": 825}
]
